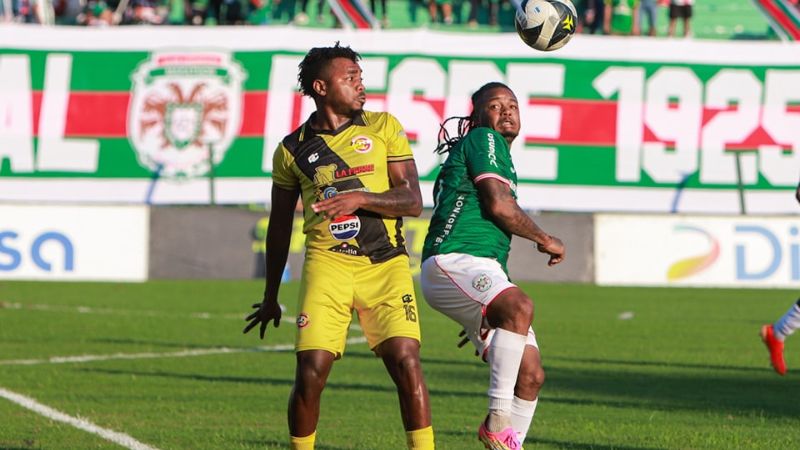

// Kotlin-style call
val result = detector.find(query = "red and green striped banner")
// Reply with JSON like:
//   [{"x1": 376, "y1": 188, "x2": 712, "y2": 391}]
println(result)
[
  {"x1": 752, "y1": 0, "x2": 800, "y2": 41},
  {"x1": 1, "y1": 25, "x2": 799, "y2": 213}
]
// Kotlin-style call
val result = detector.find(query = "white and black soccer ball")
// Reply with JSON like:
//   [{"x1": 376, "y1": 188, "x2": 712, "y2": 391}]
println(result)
[{"x1": 515, "y1": 0, "x2": 577, "y2": 52}]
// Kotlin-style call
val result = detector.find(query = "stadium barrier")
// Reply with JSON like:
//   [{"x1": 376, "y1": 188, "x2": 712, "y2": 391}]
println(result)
[
  {"x1": 595, "y1": 214, "x2": 800, "y2": 288},
  {"x1": 1, "y1": 25, "x2": 799, "y2": 215},
  {"x1": 148, "y1": 207, "x2": 594, "y2": 282},
  {"x1": 0, "y1": 204, "x2": 592, "y2": 282},
  {"x1": 0, "y1": 204, "x2": 149, "y2": 282},
  {"x1": 2, "y1": 203, "x2": 798, "y2": 288}
]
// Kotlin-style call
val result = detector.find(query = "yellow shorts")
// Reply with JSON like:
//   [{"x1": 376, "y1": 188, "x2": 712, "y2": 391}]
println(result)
[{"x1": 295, "y1": 251, "x2": 421, "y2": 357}]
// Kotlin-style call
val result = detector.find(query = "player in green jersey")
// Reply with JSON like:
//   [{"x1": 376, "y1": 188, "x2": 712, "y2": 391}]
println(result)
[{"x1": 420, "y1": 82, "x2": 565, "y2": 450}]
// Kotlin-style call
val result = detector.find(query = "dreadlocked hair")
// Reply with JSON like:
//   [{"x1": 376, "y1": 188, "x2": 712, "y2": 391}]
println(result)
[
  {"x1": 434, "y1": 115, "x2": 473, "y2": 155},
  {"x1": 297, "y1": 42, "x2": 361, "y2": 98},
  {"x1": 433, "y1": 81, "x2": 512, "y2": 155}
]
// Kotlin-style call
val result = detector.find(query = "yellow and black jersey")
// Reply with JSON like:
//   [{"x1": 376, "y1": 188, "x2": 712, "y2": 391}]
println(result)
[{"x1": 271, "y1": 111, "x2": 414, "y2": 264}]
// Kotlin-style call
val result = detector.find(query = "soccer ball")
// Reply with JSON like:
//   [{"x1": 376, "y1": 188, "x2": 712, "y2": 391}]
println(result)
[{"x1": 515, "y1": 0, "x2": 577, "y2": 52}]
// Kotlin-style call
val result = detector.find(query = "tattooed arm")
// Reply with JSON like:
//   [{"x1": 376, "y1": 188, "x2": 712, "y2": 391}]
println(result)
[
  {"x1": 476, "y1": 178, "x2": 565, "y2": 266},
  {"x1": 311, "y1": 159, "x2": 423, "y2": 218}
]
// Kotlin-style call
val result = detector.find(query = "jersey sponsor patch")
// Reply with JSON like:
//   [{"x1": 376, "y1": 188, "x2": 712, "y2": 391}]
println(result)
[
  {"x1": 328, "y1": 242, "x2": 364, "y2": 256},
  {"x1": 335, "y1": 164, "x2": 374, "y2": 180},
  {"x1": 322, "y1": 186, "x2": 338, "y2": 199},
  {"x1": 297, "y1": 313, "x2": 309, "y2": 328},
  {"x1": 313, "y1": 164, "x2": 338, "y2": 186},
  {"x1": 329, "y1": 215, "x2": 361, "y2": 241},
  {"x1": 486, "y1": 132, "x2": 498, "y2": 167},
  {"x1": 351, "y1": 135, "x2": 373, "y2": 153},
  {"x1": 472, "y1": 273, "x2": 493, "y2": 292}
]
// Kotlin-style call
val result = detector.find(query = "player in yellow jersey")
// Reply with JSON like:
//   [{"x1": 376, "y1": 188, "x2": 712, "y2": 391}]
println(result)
[{"x1": 244, "y1": 43, "x2": 435, "y2": 450}]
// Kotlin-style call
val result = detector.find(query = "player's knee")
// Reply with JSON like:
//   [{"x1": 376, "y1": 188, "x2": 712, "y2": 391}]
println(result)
[
  {"x1": 487, "y1": 292, "x2": 533, "y2": 332},
  {"x1": 531, "y1": 365, "x2": 545, "y2": 389},
  {"x1": 295, "y1": 363, "x2": 329, "y2": 394},
  {"x1": 517, "y1": 364, "x2": 545, "y2": 397},
  {"x1": 515, "y1": 297, "x2": 534, "y2": 323},
  {"x1": 385, "y1": 346, "x2": 426, "y2": 390},
  {"x1": 504, "y1": 296, "x2": 533, "y2": 331},
  {"x1": 298, "y1": 368, "x2": 325, "y2": 388},
  {"x1": 389, "y1": 347, "x2": 422, "y2": 375}
]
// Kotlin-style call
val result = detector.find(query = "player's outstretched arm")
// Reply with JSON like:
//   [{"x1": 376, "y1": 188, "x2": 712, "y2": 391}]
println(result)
[
  {"x1": 476, "y1": 177, "x2": 565, "y2": 266},
  {"x1": 311, "y1": 159, "x2": 423, "y2": 219},
  {"x1": 244, "y1": 184, "x2": 299, "y2": 339}
]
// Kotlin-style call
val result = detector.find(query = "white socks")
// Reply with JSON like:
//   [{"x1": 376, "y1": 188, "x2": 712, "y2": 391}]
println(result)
[
  {"x1": 511, "y1": 396, "x2": 538, "y2": 444},
  {"x1": 487, "y1": 328, "x2": 527, "y2": 421},
  {"x1": 774, "y1": 299, "x2": 800, "y2": 341}
]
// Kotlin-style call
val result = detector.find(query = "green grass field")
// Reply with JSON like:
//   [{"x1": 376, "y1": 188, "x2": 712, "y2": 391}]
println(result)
[{"x1": 0, "y1": 280, "x2": 798, "y2": 449}]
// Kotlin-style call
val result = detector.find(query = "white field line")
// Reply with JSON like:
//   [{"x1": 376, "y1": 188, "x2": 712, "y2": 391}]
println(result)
[
  {"x1": 0, "y1": 301, "x2": 276, "y2": 320},
  {"x1": 0, "y1": 387, "x2": 160, "y2": 450},
  {"x1": 0, "y1": 301, "x2": 363, "y2": 331},
  {"x1": 0, "y1": 336, "x2": 369, "y2": 366}
]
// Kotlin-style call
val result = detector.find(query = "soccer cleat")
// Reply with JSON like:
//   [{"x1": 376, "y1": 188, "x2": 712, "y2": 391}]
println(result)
[
  {"x1": 760, "y1": 324, "x2": 786, "y2": 376},
  {"x1": 478, "y1": 422, "x2": 521, "y2": 450}
]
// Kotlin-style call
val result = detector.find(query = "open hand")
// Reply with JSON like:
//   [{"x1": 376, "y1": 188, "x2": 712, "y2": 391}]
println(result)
[
  {"x1": 243, "y1": 300, "x2": 282, "y2": 339},
  {"x1": 311, "y1": 191, "x2": 365, "y2": 220}
]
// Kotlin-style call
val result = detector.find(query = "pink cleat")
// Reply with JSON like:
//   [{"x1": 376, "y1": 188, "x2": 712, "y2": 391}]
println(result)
[{"x1": 478, "y1": 422, "x2": 521, "y2": 450}]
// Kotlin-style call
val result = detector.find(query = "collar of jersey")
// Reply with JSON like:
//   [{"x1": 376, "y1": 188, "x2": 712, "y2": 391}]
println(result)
[{"x1": 300, "y1": 111, "x2": 368, "y2": 141}]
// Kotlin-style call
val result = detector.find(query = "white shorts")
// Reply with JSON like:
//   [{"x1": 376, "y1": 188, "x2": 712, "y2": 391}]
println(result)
[{"x1": 420, "y1": 253, "x2": 539, "y2": 361}]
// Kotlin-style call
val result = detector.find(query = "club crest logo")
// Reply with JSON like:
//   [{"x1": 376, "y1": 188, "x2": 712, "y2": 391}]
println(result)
[
  {"x1": 297, "y1": 313, "x2": 309, "y2": 328},
  {"x1": 128, "y1": 51, "x2": 247, "y2": 178},
  {"x1": 351, "y1": 135, "x2": 373, "y2": 153},
  {"x1": 472, "y1": 273, "x2": 493, "y2": 292}
]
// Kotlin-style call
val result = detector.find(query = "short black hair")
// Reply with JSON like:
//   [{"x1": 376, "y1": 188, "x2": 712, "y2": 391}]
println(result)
[{"x1": 297, "y1": 42, "x2": 361, "y2": 98}]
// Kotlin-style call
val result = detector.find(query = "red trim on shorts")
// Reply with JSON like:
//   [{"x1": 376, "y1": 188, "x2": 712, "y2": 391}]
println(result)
[{"x1": 432, "y1": 255, "x2": 483, "y2": 305}]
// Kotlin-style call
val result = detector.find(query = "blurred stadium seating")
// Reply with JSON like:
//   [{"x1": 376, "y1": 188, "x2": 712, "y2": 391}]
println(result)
[{"x1": 1, "y1": 0, "x2": 780, "y2": 40}]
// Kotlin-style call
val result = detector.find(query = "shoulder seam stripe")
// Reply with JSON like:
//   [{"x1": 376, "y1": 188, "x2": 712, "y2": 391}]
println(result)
[{"x1": 474, "y1": 173, "x2": 510, "y2": 185}]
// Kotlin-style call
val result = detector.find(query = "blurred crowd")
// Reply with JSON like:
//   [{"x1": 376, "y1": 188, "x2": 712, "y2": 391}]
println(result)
[
  {"x1": 0, "y1": 0, "x2": 516, "y2": 27},
  {"x1": 577, "y1": 0, "x2": 695, "y2": 38},
  {"x1": 0, "y1": 0, "x2": 273, "y2": 25},
  {"x1": 1, "y1": 0, "x2": 792, "y2": 39}
]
